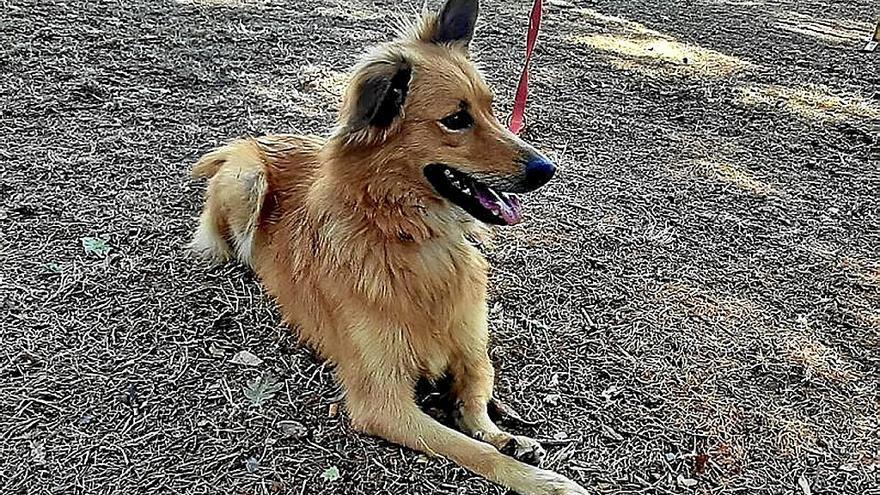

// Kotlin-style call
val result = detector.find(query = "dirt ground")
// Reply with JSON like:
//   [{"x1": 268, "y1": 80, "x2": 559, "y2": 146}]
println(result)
[{"x1": 2, "y1": 0, "x2": 878, "y2": 494}]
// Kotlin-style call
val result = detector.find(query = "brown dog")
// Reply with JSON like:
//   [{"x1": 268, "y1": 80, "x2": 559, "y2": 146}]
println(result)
[{"x1": 189, "y1": 1, "x2": 586, "y2": 493}]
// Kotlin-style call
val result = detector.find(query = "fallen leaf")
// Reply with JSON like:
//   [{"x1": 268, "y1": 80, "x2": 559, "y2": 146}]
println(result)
[
  {"x1": 321, "y1": 465, "x2": 340, "y2": 482},
  {"x1": 488, "y1": 398, "x2": 542, "y2": 427},
  {"x1": 42, "y1": 262, "x2": 63, "y2": 274},
  {"x1": 601, "y1": 385, "x2": 622, "y2": 401},
  {"x1": 81, "y1": 237, "x2": 111, "y2": 257},
  {"x1": 231, "y1": 350, "x2": 263, "y2": 366},
  {"x1": 327, "y1": 402, "x2": 339, "y2": 418},
  {"x1": 601, "y1": 424, "x2": 624, "y2": 442},
  {"x1": 209, "y1": 344, "x2": 225, "y2": 358},
  {"x1": 695, "y1": 452, "x2": 709, "y2": 474},
  {"x1": 30, "y1": 440, "x2": 46, "y2": 465},
  {"x1": 677, "y1": 474, "x2": 698, "y2": 488},
  {"x1": 246, "y1": 456, "x2": 260, "y2": 473},
  {"x1": 543, "y1": 393, "x2": 561, "y2": 406},
  {"x1": 798, "y1": 474, "x2": 811, "y2": 495},
  {"x1": 278, "y1": 420, "x2": 308, "y2": 439},
  {"x1": 243, "y1": 375, "x2": 284, "y2": 407},
  {"x1": 552, "y1": 431, "x2": 568, "y2": 441}
]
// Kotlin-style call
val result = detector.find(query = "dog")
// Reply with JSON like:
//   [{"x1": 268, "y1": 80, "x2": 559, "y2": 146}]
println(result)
[{"x1": 189, "y1": 1, "x2": 587, "y2": 493}]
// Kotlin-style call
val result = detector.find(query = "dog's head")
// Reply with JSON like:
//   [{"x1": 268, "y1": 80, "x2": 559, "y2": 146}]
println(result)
[{"x1": 334, "y1": 0, "x2": 555, "y2": 226}]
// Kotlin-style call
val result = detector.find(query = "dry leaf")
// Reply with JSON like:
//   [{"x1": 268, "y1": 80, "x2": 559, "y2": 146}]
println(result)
[
  {"x1": 231, "y1": 350, "x2": 263, "y2": 366},
  {"x1": 798, "y1": 474, "x2": 811, "y2": 495},
  {"x1": 677, "y1": 474, "x2": 698, "y2": 488},
  {"x1": 279, "y1": 420, "x2": 308, "y2": 439}
]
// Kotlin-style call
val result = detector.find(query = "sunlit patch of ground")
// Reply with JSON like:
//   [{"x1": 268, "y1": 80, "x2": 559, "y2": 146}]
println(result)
[
  {"x1": 577, "y1": 8, "x2": 669, "y2": 37},
  {"x1": 706, "y1": 0, "x2": 765, "y2": 6},
  {"x1": 693, "y1": 159, "x2": 779, "y2": 196},
  {"x1": 299, "y1": 65, "x2": 349, "y2": 102},
  {"x1": 660, "y1": 282, "x2": 759, "y2": 322},
  {"x1": 571, "y1": 9, "x2": 752, "y2": 77},
  {"x1": 769, "y1": 413, "x2": 820, "y2": 458},
  {"x1": 775, "y1": 12, "x2": 874, "y2": 45},
  {"x1": 738, "y1": 83, "x2": 880, "y2": 122},
  {"x1": 779, "y1": 330, "x2": 856, "y2": 382},
  {"x1": 242, "y1": 65, "x2": 348, "y2": 121},
  {"x1": 175, "y1": 0, "x2": 266, "y2": 6},
  {"x1": 316, "y1": 5, "x2": 384, "y2": 21},
  {"x1": 668, "y1": 157, "x2": 780, "y2": 197}
]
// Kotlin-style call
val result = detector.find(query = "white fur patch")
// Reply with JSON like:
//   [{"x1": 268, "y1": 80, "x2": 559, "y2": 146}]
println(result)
[
  {"x1": 187, "y1": 219, "x2": 230, "y2": 265},
  {"x1": 234, "y1": 230, "x2": 255, "y2": 267}
]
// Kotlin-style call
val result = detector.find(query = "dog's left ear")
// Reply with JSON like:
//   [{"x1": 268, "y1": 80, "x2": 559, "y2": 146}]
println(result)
[
  {"x1": 433, "y1": 0, "x2": 479, "y2": 45},
  {"x1": 339, "y1": 57, "x2": 412, "y2": 145}
]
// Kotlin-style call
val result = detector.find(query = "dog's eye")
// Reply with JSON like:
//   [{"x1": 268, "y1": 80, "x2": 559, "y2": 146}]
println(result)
[{"x1": 439, "y1": 111, "x2": 474, "y2": 131}]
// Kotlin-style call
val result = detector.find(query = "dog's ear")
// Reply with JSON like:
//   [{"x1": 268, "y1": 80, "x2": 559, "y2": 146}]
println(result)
[
  {"x1": 338, "y1": 57, "x2": 412, "y2": 145},
  {"x1": 433, "y1": 0, "x2": 479, "y2": 45}
]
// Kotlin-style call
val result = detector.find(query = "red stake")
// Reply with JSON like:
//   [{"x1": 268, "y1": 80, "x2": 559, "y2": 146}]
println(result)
[{"x1": 508, "y1": 0, "x2": 543, "y2": 135}]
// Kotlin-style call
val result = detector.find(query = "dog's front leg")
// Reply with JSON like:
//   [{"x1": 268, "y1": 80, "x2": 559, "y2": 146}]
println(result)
[
  {"x1": 340, "y1": 366, "x2": 587, "y2": 495},
  {"x1": 451, "y1": 346, "x2": 547, "y2": 466}
]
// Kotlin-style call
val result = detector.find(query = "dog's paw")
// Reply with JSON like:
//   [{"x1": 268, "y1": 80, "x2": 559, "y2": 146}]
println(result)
[
  {"x1": 531, "y1": 469, "x2": 589, "y2": 495},
  {"x1": 499, "y1": 434, "x2": 546, "y2": 466}
]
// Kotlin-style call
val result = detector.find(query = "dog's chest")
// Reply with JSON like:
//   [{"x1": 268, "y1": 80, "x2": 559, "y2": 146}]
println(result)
[{"x1": 405, "y1": 243, "x2": 488, "y2": 378}]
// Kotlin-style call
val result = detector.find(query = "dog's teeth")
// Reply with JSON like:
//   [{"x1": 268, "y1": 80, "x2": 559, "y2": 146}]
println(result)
[{"x1": 462, "y1": 187, "x2": 470, "y2": 195}]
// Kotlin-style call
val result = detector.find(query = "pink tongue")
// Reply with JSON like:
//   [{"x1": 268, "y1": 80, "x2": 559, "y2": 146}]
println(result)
[{"x1": 476, "y1": 190, "x2": 522, "y2": 225}]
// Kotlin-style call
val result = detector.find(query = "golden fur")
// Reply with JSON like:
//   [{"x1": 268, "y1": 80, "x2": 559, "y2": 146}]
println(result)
[{"x1": 189, "y1": 1, "x2": 586, "y2": 493}]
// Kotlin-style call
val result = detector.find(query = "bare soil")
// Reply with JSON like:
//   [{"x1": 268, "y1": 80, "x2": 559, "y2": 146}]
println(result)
[{"x1": 1, "y1": 1, "x2": 878, "y2": 494}]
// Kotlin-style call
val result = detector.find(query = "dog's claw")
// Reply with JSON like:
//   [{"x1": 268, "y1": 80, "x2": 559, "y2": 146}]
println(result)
[{"x1": 500, "y1": 435, "x2": 546, "y2": 466}]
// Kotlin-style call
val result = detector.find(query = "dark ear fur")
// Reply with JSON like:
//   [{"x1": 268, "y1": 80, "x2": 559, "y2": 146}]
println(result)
[
  {"x1": 434, "y1": 0, "x2": 479, "y2": 45},
  {"x1": 349, "y1": 60, "x2": 412, "y2": 131}
]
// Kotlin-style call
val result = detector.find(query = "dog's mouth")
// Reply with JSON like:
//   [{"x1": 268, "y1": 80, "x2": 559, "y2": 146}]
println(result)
[{"x1": 424, "y1": 164, "x2": 522, "y2": 226}]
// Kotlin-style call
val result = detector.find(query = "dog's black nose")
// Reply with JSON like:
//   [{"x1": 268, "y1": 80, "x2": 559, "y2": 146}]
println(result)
[{"x1": 522, "y1": 154, "x2": 556, "y2": 191}]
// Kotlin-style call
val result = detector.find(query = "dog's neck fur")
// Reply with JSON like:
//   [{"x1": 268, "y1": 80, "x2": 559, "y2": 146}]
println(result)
[{"x1": 314, "y1": 141, "x2": 485, "y2": 246}]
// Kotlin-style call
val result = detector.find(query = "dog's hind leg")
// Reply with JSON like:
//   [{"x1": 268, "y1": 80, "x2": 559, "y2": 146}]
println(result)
[
  {"x1": 342, "y1": 371, "x2": 588, "y2": 495},
  {"x1": 188, "y1": 200, "x2": 232, "y2": 265},
  {"x1": 188, "y1": 139, "x2": 269, "y2": 266}
]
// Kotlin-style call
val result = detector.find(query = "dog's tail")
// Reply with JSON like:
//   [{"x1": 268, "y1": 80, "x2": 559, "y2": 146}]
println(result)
[
  {"x1": 188, "y1": 138, "x2": 268, "y2": 267},
  {"x1": 191, "y1": 148, "x2": 229, "y2": 179}
]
